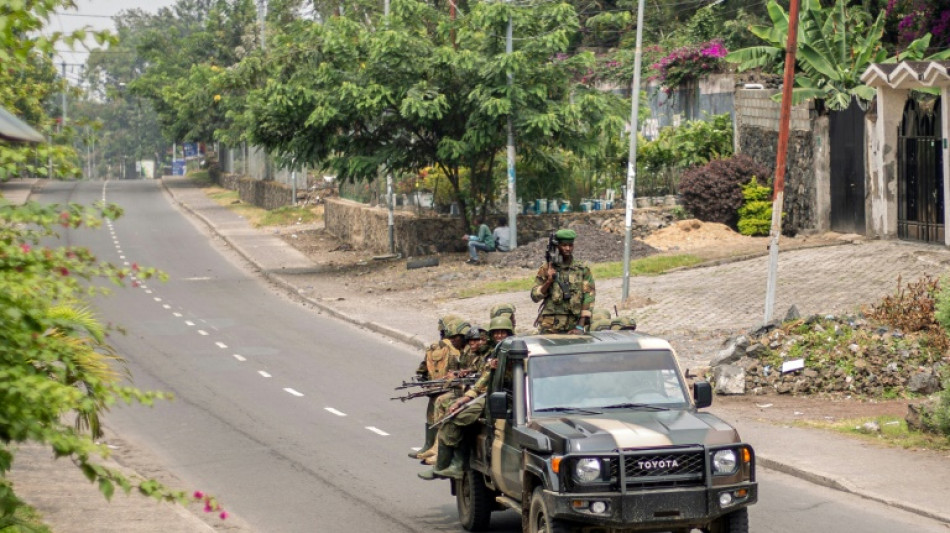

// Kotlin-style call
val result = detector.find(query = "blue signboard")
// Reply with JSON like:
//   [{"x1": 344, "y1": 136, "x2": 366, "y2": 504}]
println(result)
[
  {"x1": 172, "y1": 159, "x2": 186, "y2": 176},
  {"x1": 183, "y1": 142, "x2": 199, "y2": 158}
]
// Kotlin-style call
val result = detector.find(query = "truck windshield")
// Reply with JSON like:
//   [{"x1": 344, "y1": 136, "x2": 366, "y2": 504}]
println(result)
[{"x1": 527, "y1": 350, "x2": 690, "y2": 415}]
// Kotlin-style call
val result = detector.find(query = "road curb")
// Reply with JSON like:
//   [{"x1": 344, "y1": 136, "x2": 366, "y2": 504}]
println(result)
[
  {"x1": 756, "y1": 455, "x2": 950, "y2": 524},
  {"x1": 160, "y1": 178, "x2": 429, "y2": 354}
]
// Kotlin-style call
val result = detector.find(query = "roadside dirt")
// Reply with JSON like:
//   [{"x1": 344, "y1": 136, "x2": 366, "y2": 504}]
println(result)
[{"x1": 272, "y1": 216, "x2": 907, "y2": 426}]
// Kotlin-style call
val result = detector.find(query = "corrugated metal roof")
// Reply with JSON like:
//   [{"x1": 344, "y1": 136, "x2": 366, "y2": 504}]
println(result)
[{"x1": 0, "y1": 106, "x2": 46, "y2": 143}]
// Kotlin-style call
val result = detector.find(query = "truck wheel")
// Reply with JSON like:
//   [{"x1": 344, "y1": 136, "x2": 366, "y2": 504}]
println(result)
[
  {"x1": 457, "y1": 471, "x2": 493, "y2": 531},
  {"x1": 707, "y1": 508, "x2": 749, "y2": 533},
  {"x1": 528, "y1": 487, "x2": 572, "y2": 533}
]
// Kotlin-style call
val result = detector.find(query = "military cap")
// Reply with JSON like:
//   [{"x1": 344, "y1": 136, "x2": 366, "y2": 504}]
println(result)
[
  {"x1": 488, "y1": 316, "x2": 514, "y2": 333},
  {"x1": 555, "y1": 228, "x2": 576, "y2": 242},
  {"x1": 590, "y1": 318, "x2": 612, "y2": 331},
  {"x1": 450, "y1": 320, "x2": 472, "y2": 337},
  {"x1": 438, "y1": 314, "x2": 464, "y2": 335},
  {"x1": 466, "y1": 326, "x2": 485, "y2": 341},
  {"x1": 490, "y1": 303, "x2": 516, "y2": 319}
]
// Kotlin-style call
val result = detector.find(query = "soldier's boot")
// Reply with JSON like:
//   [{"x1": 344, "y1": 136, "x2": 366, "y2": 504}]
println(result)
[
  {"x1": 433, "y1": 445, "x2": 466, "y2": 480},
  {"x1": 417, "y1": 443, "x2": 453, "y2": 480},
  {"x1": 418, "y1": 442, "x2": 438, "y2": 460},
  {"x1": 409, "y1": 425, "x2": 437, "y2": 459}
]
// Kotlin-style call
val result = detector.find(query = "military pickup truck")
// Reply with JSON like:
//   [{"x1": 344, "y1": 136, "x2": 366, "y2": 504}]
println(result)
[{"x1": 447, "y1": 332, "x2": 757, "y2": 533}]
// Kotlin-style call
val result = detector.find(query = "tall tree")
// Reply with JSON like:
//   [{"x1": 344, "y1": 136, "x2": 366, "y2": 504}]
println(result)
[{"x1": 242, "y1": 0, "x2": 626, "y2": 224}]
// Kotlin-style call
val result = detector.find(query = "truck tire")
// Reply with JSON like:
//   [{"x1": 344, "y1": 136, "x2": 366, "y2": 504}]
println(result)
[
  {"x1": 707, "y1": 508, "x2": 749, "y2": 533},
  {"x1": 527, "y1": 487, "x2": 572, "y2": 533},
  {"x1": 457, "y1": 471, "x2": 493, "y2": 531}
]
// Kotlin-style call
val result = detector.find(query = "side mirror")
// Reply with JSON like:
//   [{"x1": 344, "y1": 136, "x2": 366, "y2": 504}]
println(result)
[
  {"x1": 488, "y1": 391, "x2": 508, "y2": 419},
  {"x1": 693, "y1": 381, "x2": 713, "y2": 409}
]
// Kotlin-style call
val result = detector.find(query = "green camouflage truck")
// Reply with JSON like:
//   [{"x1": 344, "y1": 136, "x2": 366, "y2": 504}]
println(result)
[{"x1": 449, "y1": 332, "x2": 757, "y2": 533}]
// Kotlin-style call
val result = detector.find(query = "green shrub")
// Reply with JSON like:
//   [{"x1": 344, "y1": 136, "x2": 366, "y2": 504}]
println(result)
[
  {"x1": 678, "y1": 154, "x2": 770, "y2": 228},
  {"x1": 737, "y1": 177, "x2": 773, "y2": 236},
  {"x1": 935, "y1": 381, "x2": 950, "y2": 437}
]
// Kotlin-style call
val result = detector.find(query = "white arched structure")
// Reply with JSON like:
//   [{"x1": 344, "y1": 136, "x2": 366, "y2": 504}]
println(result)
[{"x1": 861, "y1": 61, "x2": 950, "y2": 246}]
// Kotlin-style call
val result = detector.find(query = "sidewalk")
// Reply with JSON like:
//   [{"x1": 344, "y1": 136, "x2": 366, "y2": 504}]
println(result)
[{"x1": 3, "y1": 177, "x2": 950, "y2": 528}]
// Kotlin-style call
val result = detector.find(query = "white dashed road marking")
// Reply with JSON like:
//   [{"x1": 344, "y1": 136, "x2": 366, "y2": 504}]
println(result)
[
  {"x1": 366, "y1": 427, "x2": 389, "y2": 436},
  {"x1": 284, "y1": 388, "x2": 304, "y2": 397},
  {"x1": 185, "y1": 321, "x2": 195, "y2": 326},
  {"x1": 163, "y1": 305, "x2": 172, "y2": 310},
  {"x1": 198, "y1": 330, "x2": 209, "y2": 336},
  {"x1": 258, "y1": 371, "x2": 272, "y2": 378},
  {"x1": 215, "y1": 342, "x2": 228, "y2": 349},
  {"x1": 173, "y1": 312, "x2": 182, "y2": 317},
  {"x1": 324, "y1": 408, "x2": 346, "y2": 417},
  {"x1": 232, "y1": 354, "x2": 247, "y2": 362},
  {"x1": 153, "y1": 297, "x2": 162, "y2": 302}
]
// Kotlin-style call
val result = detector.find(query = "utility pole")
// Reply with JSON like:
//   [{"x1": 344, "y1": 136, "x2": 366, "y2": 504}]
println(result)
[
  {"x1": 763, "y1": 0, "x2": 802, "y2": 324},
  {"x1": 621, "y1": 0, "x2": 646, "y2": 304},
  {"x1": 505, "y1": 0, "x2": 518, "y2": 249}
]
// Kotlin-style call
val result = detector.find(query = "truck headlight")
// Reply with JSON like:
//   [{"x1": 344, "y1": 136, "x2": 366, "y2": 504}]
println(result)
[
  {"x1": 712, "y1": 449, "x2": 738, "y2": 475},
  {"x1": 574, "y1": 458, "x2": 602, "y2": 483}
]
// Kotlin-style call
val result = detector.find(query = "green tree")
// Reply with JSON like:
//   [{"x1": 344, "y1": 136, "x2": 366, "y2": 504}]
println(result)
[
  {"x1": 242, "y1": 0, "x2": 625, "y2": 224},
  {"x1": 1, "y1": 3, "x2": 220, "y2": 527}
]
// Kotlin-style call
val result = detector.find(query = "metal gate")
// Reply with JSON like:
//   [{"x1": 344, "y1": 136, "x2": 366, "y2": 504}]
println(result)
[
  {"x1": 897, "y1": 97, "x2": 944, "y2": 243},
  {"x1": 829, "y1": 98, "x2": 867, "y2": 234}
]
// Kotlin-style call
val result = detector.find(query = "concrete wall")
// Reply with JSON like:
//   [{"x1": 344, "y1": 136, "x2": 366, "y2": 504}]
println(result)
[{"x1": 734, "y1": 89, "x2": 825, "y2": 234}]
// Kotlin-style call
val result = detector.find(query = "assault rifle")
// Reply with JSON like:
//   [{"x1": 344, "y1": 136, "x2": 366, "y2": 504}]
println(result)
[
  {"x1": 543, "y1": 232, "x2": 571, "y2": 300},
  {"x1": 428, "y1": 392, "x2": 488, "y2": 429},
  {"x1": 390, "y1": 374, "x2": 479, "y2": 402}
]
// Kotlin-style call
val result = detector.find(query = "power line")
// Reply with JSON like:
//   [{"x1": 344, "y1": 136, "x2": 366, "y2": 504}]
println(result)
[{"x1": 52, "y1": 12, "x2": 116, "y2": 19}]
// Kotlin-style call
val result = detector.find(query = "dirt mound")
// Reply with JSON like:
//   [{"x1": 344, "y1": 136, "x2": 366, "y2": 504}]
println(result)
[
  {"x1": 493, "y1": 223, "x2": 658, "y2": 269},
  {"x1": 642, "y1": 219, "x2": 755, "y2": 251}
]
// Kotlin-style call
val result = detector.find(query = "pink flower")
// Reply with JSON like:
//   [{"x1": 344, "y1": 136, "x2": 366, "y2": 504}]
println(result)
[
  {"x1": 131, "y1": 262, "x2": 139, "y2": 271},
  {"x1": 204, "y1": 502, "x2": 213, "y2": 513},
  {"x1": 193, "y1": 491, "x2": 204, "y2": 500},
  {"x1": 220, "y1": 511, "x2": 229, "y2": 520},
  {"x1": 58, "y1": 267, "x2": 69, "y2": 276},
  {"x1": 20, "y1": 243, "x2": 30, "y2": 253}
]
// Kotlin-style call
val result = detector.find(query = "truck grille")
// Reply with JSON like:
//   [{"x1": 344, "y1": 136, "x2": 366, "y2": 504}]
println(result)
[{"x1": 611, "y1": 448, "x2": 705, "y2": 487}]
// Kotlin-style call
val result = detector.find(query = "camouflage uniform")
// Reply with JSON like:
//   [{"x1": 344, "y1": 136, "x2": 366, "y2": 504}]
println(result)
[
  {"x1": 409, "y1": 318, "x2": 464, "y2": 460},
  {"x1": 530, "y1": 261, "x2": 596, "y2": 334}
]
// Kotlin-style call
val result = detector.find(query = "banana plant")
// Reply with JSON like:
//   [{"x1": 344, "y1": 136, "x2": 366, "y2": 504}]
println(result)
[{"x1": 727, "y1": 0, "x2": 950, "y2": 110}]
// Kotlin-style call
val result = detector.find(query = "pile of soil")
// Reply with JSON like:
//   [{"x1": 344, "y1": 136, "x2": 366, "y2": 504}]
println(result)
[
  {"x1": 494, "y1": 223, "x2": 659, "y2": 269},
  {"x1": 643, "y1": 219, "x2": 756, "y2": 251}
]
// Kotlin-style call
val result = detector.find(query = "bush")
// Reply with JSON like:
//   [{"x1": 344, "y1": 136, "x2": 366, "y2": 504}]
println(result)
[
  {"x1": 934, "y1": 381, "x2": 950, "y2": 437},
  {"x1": 737, "y1": 177, "x2": 773, "y2": 236},
  {"x1": 678, "y1": 154, "x2": 770, "y2": 228}
]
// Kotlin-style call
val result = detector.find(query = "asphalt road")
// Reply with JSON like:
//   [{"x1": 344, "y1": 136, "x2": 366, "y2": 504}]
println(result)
[{"x1": 33, "y1": 180, "x2": 949, "y2": 533}]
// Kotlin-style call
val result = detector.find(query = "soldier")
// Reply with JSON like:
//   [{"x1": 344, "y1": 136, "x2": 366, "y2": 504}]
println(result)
[
  {"x1": 487, "y1": 315, "x2": 514, "y2": 349},
  {"x1": 408, "y1": 316, "x2": 467, "y2": 460},
  {"x1": 530, "y1": 228, "x2": 595, "y2": 334},
  {"x1": 419, "y1": 325, "x2": 489, "y2": 464},
  {"x1": 489, "y1": 302, "x2": 517, "y2": 331}
]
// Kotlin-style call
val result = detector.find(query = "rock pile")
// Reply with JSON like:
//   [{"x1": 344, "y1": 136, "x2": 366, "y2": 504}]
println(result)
[
  {"x1": 492, "y1": 223, "x2": 659, "y2": 269},
  {"x1": 710, "y1": 313, "x2": 948, "y2": 397}
]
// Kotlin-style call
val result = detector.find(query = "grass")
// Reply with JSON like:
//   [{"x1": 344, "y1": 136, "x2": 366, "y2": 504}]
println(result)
[
  {"x1": 794, "y1": 415, "x2": 950, "y2": 452},
  {"x1": 455, "y1": 254, "x2": 702, "y2": 299},
  {"x1": 4, "y1": 505, "x2": 53, "y2": 533},
  {"x1": 198, "y1": 180, "x2": 321, "y2": 228}
]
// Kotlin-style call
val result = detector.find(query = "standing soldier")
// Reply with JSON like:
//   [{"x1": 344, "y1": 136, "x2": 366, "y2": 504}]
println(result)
[
  {"x1": 408, "y1": 316, "x2": 467, "y2": 460},
  {"x1": 530, "y1": 228, "x2": 595, "y2": 334}
]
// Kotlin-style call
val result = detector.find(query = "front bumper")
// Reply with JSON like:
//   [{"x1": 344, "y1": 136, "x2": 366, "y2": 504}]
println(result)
[{"x1": 544, "y1": 481, "x2": 758, "y2": 531}]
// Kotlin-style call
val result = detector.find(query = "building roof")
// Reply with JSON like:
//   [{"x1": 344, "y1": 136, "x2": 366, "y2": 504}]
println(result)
[
  {"x1": 0, "y1": 106, "x2": 46, "y2": 143},
  {"x1": 862, "y1": 60, "x2": 950, "y2": 89}
]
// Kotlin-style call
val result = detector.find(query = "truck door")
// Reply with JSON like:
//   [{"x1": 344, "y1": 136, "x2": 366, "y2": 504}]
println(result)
[{"x1": 490, "y1": 358, "x2": 523, "y2": 496}]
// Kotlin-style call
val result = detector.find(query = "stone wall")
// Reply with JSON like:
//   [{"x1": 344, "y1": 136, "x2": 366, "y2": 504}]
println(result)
[
  {"x1": 233, "y1": 178, "x2": 294, "y2": 210},
  {"x1": 734, "y1": 89, "x2": 824, "y2": 234},
  {"x1": 325, "y1": 198, "x2": 675, "y2": 256}
]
